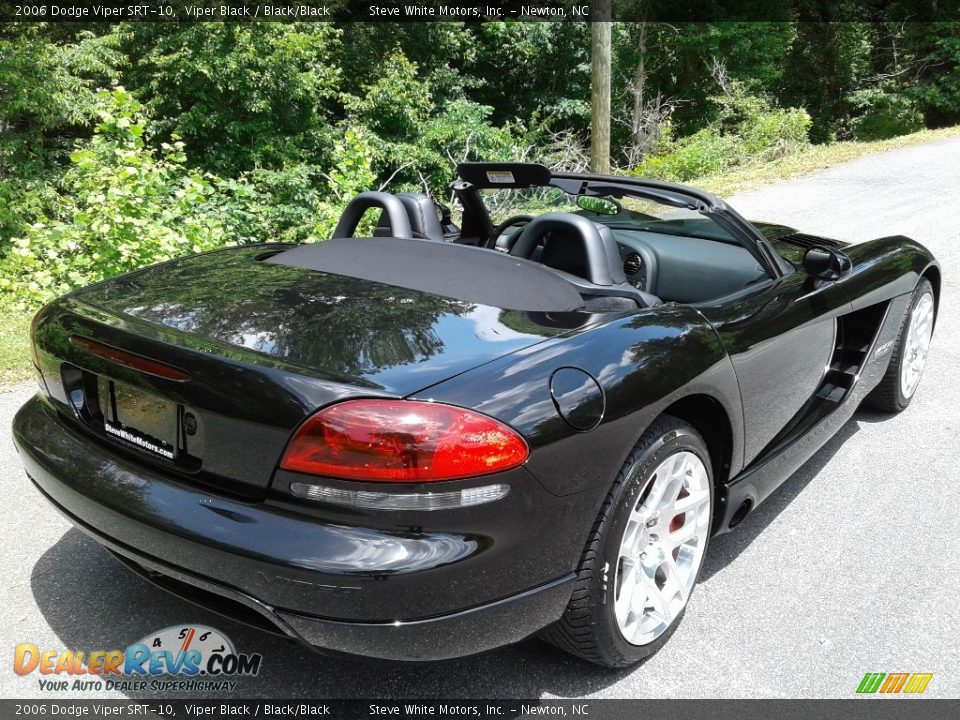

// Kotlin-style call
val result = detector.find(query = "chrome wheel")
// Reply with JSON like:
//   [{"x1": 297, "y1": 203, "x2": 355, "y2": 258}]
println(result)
[
  {"x1": 614, "y1": 451, "x2": 711, "y2": 646},
  {"x1": 900, "y1": 291, "x2": 934, "y2": 399}
]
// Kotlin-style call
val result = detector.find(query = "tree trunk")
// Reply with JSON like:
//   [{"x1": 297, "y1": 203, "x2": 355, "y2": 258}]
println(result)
[
  {"x1": 590, "y1": 3, "x2": 612, "y2": 174},
  {"x1": 631, "y1": 22, "x2": 648, "y2": 150}
]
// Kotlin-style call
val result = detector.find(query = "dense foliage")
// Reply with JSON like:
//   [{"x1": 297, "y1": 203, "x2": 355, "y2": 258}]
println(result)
[{"x1": 2, "y1": 20, "x2": 959, "y2": 306}]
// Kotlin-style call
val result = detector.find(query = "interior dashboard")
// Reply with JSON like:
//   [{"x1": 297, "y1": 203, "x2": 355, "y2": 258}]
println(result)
[{"x1": 612, "y1": 229, "x2": 768, "y2": 303}]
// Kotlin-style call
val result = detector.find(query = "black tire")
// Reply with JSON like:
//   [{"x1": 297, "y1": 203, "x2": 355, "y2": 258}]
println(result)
[
  {"x1": 863, "y1": 278, "x2": 935, "y2": 414},
  {"x1": 540, "y1": 415, "x2": 713, "y2": 668}
]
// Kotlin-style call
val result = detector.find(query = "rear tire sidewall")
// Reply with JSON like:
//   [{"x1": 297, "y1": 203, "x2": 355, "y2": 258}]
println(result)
[{"x1": 595, "y1": 424, "x2": 714, "y2": 664}]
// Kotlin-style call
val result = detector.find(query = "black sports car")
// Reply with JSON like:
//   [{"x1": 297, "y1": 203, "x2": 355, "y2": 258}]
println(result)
[{"x1": 13, "y1": 162, "x2": 939, "y2": 667}]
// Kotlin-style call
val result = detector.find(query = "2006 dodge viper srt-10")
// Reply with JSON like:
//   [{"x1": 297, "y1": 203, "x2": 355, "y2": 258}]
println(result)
[{"x1": 13, "y1": 163, "x2": 939, "y2": 667}]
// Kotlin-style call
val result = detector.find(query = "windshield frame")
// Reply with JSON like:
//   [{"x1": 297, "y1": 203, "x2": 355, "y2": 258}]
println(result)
[
  {"x1": 550, "y1": 172, "x2": 785, "y2": 279},
  {"x1": 454, "y1": 163, "x2": 789, "y2": 280}
]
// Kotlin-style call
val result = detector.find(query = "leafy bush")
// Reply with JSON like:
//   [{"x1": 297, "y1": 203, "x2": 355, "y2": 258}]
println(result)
[
  {"x1": 714, "y1": 87, "x2": 810, "y2": 155},
  {"x1": 638, "y1": 127, "x2": 732, "y2": 180},
  {"x1": 0, "y1": 27, "x2": 122, "y2": 251},
  {"x1": 341, "y1": 49, "x2": 527, "y2": 197},
  {"x1": 415, "y1": 98, "x2": 527, "y2": 193},
  {"x1": 0, "y1": 90, "x2": 397, "y2": 307},
  {"x1": 120, "y1": 23, "x2": 343, "y2": 174},
  {"x1": 0, "y1": 27, "x2": 120, "y2": 137},
  {"x1": 208, "y1": 128, "x2": 377, "y2": 245},
  {"x1": 635, "y1": 84, "x2": 811, "y2": 182},
  {"x1": 323, "y1": 126, "x2": 379, "y2": 200},
  {"x1": 847, "y1": 88, "x2": 924, "y2": 141},
  {"x1": 0, "y1": 88, "x2": 231, "y2": 306},
  {"x1": 343, "y1": 51, "x2": 432, "y2": 142}
]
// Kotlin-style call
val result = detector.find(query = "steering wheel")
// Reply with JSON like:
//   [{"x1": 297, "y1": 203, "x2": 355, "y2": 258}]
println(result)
[{"x1": 489, "y1": 214, "x2": 534, "y2": 250}]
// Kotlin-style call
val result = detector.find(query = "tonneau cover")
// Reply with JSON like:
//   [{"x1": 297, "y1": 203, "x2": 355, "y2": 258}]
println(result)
[{"x1": 265, "y1": 237, "x2": 585, "y2": 312}]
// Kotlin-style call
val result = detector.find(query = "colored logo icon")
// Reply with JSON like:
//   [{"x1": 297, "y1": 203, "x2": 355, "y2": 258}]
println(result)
[{"x1": 857, "y1": 672, "x2": 933, "y2": 694}]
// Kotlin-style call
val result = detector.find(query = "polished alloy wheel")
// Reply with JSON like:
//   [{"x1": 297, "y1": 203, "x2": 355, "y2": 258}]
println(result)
[
  {"x1": 900, "y1": 291, "x2": 934, "y2": 399},
  {"x1": 614, "y1": 451, "x2": 711, "y2": 645}
]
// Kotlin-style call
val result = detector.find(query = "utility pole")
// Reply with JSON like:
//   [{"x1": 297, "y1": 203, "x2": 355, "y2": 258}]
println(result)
[{"x1": 590, "y1": 0, "x2": 612, "y2": 174}]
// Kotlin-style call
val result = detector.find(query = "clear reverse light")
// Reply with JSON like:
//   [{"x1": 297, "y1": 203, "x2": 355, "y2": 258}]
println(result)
[{"x1": 289, "y1": 482, "x2": 510, "y2": 511}]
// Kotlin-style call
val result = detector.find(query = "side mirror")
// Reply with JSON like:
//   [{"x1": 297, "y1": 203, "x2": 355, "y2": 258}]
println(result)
[
  {"x1": 802, "y1": 246, "x2": 851, "y2": 281},
  {"x1": 576, "y1": 195, "x2": 621, "y2": 216}
]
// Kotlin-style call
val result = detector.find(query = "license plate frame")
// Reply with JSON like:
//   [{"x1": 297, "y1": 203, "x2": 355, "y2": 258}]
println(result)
[{"x1": 102, "y1": 380, "x2": 179, "y2": 461}]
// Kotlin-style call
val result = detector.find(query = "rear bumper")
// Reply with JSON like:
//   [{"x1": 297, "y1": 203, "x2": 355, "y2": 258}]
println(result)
[{"x1": 13, "y1": 394, "x2": 576, "y2": 661}]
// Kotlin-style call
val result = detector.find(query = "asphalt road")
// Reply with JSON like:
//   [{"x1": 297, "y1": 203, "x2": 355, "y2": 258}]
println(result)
[{"x1": 2, "y1": 137, "x2": 959, "y2": 700}]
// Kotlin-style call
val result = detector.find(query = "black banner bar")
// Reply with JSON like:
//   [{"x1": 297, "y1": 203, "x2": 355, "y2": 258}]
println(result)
[
  {"x1": 1, "y1": 700, "x2": 960, "y2": 720},
  {"x1": 1, "y1": 0, "x2": 959, "y2": 23}
]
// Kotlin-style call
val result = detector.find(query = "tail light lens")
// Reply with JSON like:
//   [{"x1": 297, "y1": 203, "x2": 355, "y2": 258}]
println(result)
[
  {"x1": 279, "y1": 400, "x2": 528, "y2": 482},
  {"x1": 69, "y1": 336, "x2": 191, "y2": 383}
]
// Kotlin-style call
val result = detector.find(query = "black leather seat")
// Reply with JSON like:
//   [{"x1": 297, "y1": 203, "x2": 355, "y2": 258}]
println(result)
[
  {"x1": 375, "y1": 193, "x2": 446, "y2": 242},
  {"x1": 509, "y1": 213, "x2": 661, "y2": 309}
]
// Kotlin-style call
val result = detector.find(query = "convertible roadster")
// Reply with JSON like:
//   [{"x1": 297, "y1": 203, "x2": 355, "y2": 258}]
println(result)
[{"x1": 13, "y1": 163, "x2": 939, "y2": 667}]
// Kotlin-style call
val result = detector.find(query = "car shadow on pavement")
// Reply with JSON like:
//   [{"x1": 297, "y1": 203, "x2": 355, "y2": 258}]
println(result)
[
  {"x1": 701, "y1": 412, "x2": 866, "y2": 581},
  {"x1": 30, "y1": 529, "x2": 631, "y2": 699}
]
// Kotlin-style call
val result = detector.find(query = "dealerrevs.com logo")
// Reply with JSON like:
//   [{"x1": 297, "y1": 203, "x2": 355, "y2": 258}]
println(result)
[{"x1": 13, "y1": 625, "x2": 262, "y2": 693}]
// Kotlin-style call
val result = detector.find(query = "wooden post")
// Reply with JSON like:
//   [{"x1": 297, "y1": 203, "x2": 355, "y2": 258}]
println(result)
[{"x1": 590, "y1": 2, "x2": 612, "y2": 174}]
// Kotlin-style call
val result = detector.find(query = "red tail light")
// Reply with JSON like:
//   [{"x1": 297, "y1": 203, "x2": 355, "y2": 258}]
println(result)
[{"x1": 279, "y1": 400, "x2": 529, "y2": 482}]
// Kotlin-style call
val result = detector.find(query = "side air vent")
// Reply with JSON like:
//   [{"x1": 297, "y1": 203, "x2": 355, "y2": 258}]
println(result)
[
  {"x1": 623, "y1": 253, "x2": 643, "y2": 276},
  {"x1": 778, "y1": 232, "x2": 842, "y2": 250}
]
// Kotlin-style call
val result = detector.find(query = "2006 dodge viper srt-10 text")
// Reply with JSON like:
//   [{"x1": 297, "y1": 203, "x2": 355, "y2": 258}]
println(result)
[{"x1": 13, "y1": 163, "x2": 939, "y2": 667}]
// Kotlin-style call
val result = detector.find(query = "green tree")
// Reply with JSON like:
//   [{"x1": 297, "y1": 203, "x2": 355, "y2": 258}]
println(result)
[
  {"x1": 116, "y1": 23, "x2": 343, "y2": 174},
  {"x1": 900, "y1": 23, "x2": 960, "y2": 127},
  {"x1": 0, "y1": 24, "x2": 120, "y2": 249},
  {"x1": 780, "y1": 22, "x2": 871, "y2": 141},
  {"x1": 1, "y1": 88, "x2": 231, "y2": 305}
]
